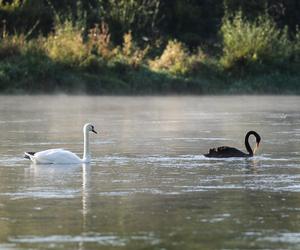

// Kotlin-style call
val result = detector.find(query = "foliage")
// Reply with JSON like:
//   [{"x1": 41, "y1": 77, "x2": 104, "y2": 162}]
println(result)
[
  {"x1": 0, "y1": 0, "x2": 300, "y2": 47},
  {"x1": 294, "y1": 27, "x2": 300, "y2": 63},
  {"x1": 115, "y1": 31, "x2": 149, "y2": 68},
  {"x1": 220, "y1": 11, "x2": 292, "y2": 70},
  {"x1": 187, "y1": 48, "x2": 208, "y2": 75},
  {"x1": 0, "y1": 0, "x2": 22, "y2": 12},
  {"x1": 88, "y1": 21, "x2": 113, "y2": 60},
  {"x1": 0, "y1": 4, "x2": 300, "y2": 94},
  {"x1": 0, "y1": 33, "x2": 26, "y2": 59},
  {"x1": 100, "y1": 0, "x2": 161, "y2": 38},
  {"x1": 44, "y1": 21, "x2": 89, "y2": 66},
  {"x1": 149, "y1": 40, "x2": 207, "y2": 75},
  {"x1": 149, "y1": 40, "x2": 191, "y2": 75}
]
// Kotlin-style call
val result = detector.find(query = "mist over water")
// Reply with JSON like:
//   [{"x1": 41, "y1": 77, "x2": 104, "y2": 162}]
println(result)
[{"x1": 0, "y1": 95, "x2": 300, "y2": 249}]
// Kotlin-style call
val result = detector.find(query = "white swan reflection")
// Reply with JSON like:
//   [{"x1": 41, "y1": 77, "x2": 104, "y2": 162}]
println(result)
[{"x1": 26, "y1": 163, "x2": 90, "y2": 223}]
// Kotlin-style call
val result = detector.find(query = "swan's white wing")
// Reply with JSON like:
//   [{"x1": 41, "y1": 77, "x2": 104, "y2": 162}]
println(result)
[{"x1": 33, "y1": 149, "x2": 82, "y2": 164}]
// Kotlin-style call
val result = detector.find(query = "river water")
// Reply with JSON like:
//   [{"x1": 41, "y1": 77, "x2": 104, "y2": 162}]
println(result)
[{"x1": 0, "y1": 95, "x2": 299, "y2": 250}]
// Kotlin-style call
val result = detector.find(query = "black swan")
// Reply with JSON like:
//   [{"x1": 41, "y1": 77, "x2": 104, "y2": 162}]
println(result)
[{"x1": 204, "y1": 131, "x2": 261, "y2": 158}]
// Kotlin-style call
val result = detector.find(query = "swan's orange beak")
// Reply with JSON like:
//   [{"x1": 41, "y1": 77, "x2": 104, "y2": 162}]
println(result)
[{"x1": 92, "y1": 129, "x2": 97, "y2": 134}]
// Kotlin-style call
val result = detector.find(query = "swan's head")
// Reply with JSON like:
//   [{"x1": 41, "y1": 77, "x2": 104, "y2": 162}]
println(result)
[
  {"x1": 253, "y1": 131, "x2": 261, "y2": 147},
  {"x1": 249, "y1": 130, "x2": 261, "y2": 154},
  {"x1": 84, "y1": 123, "x2": 97, "y2": 134}
]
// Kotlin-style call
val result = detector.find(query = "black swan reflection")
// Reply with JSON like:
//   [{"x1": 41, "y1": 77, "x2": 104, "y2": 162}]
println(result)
[{"x1": 204, "y1": 131, "x2": 261, "y2": 158}]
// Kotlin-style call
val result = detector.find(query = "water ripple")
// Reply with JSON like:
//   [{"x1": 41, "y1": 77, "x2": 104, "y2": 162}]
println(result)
[
  {"x1": 258, "y1": 232, "x2": 300, "y2": 244},
  {"x1": 9, "y1": 232, "x2": 160, "y2": 246}
]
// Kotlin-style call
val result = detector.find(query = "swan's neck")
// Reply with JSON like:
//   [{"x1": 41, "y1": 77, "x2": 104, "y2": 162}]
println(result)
[
  {"x1": 245, "y1": 132, "x2": 253, "y2": 156},
  {"x1": 83, "y1": 130, "x2": 90, "y2": 162}
]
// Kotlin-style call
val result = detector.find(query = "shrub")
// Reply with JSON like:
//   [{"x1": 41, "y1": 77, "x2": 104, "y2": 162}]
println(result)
[
  {"x1": 149, "y1": 40, "x2": 191, "y2": 75},
  {"x1": 0, "y1": 0, "x2": 22, "y2": 12},
  {"x1": 44, "y1": 21, "x2": 89, "y2": 66},
  {"x1": 102, "y1": 0, "x2": 161, "y2": 38},
  {"x1": 187, "y1": 48, "x2": 207, "y2": 74},
  {"x1": 88, "y1": 22, "x2": 114, "y2": 60},
  {"x1": 115, "y1": 31, "x2": 149, "y2": 69},
  {"x1": 294, "y1": 27, "x2": 300, "y2": 63},
  {"x1": 0, "y1": 34, "x2": 26, "y2": 59},
  {"x1": 220, "y1": 11, "x2": 292, "y2": 70},
  {"x1": 80, "y1": 54, "x2": 105, "y2": 73}
]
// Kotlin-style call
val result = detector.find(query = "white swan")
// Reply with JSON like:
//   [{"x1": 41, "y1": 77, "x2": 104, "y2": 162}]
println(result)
[{"x1": 24, "y1": 123, "x2": 97, "y2": 164}]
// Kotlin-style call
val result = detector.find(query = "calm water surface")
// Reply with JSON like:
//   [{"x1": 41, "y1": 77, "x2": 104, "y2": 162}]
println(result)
[{"x1": 0, "y1": 95, "x2": 300, "y2": 250}]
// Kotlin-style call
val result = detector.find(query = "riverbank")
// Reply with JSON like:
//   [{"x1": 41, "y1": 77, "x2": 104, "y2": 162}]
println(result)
[
  {"x1": 0, "y1": 12, "x2": 299, "y2": 95},
  {"x1": 1, "y1": 54, "x2": 299, "y2": 95},
  {"x1": 1, "y1": 66, "x2": 300, "y2": 95}
]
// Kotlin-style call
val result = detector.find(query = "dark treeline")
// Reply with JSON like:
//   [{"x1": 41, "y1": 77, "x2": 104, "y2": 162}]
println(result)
[{"x1": 1, "y1": 0, "x2": 299, "y2": 47}]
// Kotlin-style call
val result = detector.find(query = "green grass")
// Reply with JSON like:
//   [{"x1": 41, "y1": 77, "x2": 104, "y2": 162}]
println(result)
[
  {"x1": 0, "y1": 48, "x2": 299, "y2": 95},
  {"x1": 1, "y1": 52, "x2": 298, "y2": 95}
]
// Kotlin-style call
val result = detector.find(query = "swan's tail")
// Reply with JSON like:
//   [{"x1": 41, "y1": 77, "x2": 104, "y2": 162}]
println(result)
[{"x1": 24, "y1": 152, "x2": 35, "y2": 160}]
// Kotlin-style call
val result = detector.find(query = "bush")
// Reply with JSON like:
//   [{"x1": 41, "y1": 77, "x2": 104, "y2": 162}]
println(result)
[
  {"x1": 0, "y1": 0, "x2": 22, "y2": 12},
  {"x1": 220, "y1": 11, "x2": 292, "y2": 70},
  {"x1": 80, "y1": 54, "x2": 105, "y2": 73},
  {"x1": 0, "y1": 34, "x2": 26, "y2": 59},
  {"x1": 294, "y1": 27, "x2": 300, "y2": 63},
  {"x1": 88, "y1": 22, "x2": 114, "y2": 60},
  {"x1": 44, "y1": 21, "x2": 89, "y2": 66},
  {"x1": 114, "y1": 31, "x2": 149, "y2": 69},
  {"x1": 187, "y1": 48, "x2": 208, "y2": 74},
  {"x1": 149, "y1": 40, "x2": 190, "y2": 75}
]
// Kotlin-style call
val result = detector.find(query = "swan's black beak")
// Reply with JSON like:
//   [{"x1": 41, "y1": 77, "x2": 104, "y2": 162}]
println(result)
[{"x1": 92, "y1": 129, "x2": 97, "y2": 134}]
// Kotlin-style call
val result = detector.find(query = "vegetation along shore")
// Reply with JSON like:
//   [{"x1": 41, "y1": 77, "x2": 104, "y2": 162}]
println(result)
[{"x1": 0, "y1": 0, "x2": 299, "y2": 94}]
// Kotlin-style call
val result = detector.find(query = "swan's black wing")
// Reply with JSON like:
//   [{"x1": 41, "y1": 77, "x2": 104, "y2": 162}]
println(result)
[{"x1": 204, "y1": 146, "x2": 248, "y2": 158}]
